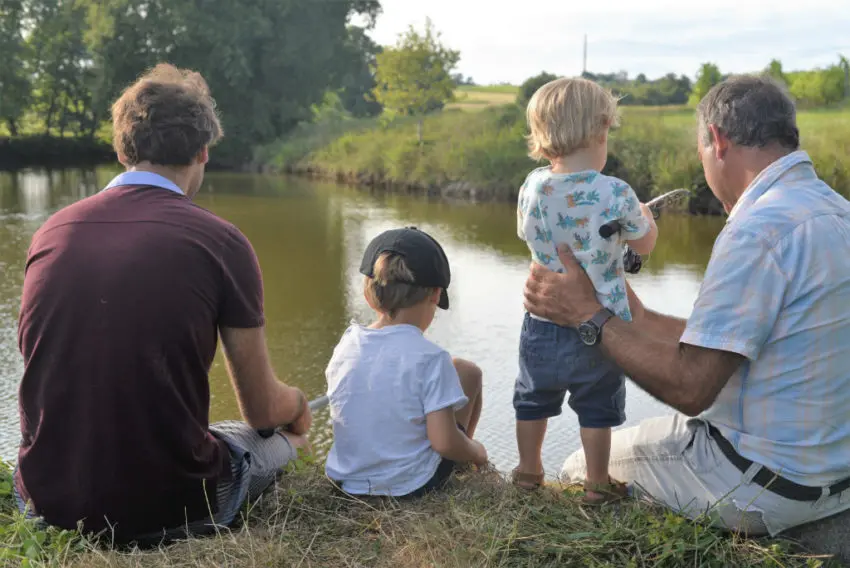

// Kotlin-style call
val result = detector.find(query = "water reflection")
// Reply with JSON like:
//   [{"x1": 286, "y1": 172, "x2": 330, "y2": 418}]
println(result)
[{"x1": 0, "y1": 167, "x2": 724, "y2": 473}]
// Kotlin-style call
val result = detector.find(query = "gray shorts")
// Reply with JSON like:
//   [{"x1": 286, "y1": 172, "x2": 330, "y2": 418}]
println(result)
[{"x1": 14, "y1": 420, "x2": 298, "y2": 544}]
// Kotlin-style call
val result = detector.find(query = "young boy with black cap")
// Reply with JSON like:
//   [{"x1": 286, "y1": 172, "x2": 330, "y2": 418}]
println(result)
[{"x1": 324, "y1": 226, "x2": 488, "y2": 497}]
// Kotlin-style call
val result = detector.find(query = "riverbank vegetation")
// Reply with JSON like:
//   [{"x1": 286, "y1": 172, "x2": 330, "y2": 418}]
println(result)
[
  {"x1": 1, "y1": 458, "x2": 840, "y2": 567},
  {"x1": 255, "y1": 96, "x2": 850, "y2": 212},
  {"x1": 251, "y1": 20, "x2": 850, "y2": 212}
]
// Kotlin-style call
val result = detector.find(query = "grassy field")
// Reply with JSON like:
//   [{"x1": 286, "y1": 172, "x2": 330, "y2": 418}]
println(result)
[
  {"x1": 1, "y1": 458, "x2": 840, "y2": 567},
  {"x1": 446, "y1": 85, "x2": 519, "y2": 111},
  {"x1": 257, "y1": 88, "x2": 850, "y2": 208}
]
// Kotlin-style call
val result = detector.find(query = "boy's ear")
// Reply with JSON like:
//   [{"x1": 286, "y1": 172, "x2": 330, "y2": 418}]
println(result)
[{"x1": 430, "y1": 288, "x2": 442, "y2": 305}]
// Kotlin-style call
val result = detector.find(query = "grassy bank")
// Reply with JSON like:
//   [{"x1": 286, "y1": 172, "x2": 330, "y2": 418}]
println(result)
[
  {"x1": 255, "y1": 98, "x2": 850, "y2": 213},
  {"x1": 0, "y1": 459, "x2": 841, "y2": 567}
]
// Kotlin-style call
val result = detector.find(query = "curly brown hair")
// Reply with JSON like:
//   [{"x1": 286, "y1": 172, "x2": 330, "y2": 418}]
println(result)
[{"x1": 111, "y1": 63, "x2": 224, "y2": 166}]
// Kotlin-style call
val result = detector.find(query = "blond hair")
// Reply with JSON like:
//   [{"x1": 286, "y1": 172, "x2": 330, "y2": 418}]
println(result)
[
  {"x1": 525, "y1": 77, "x2": 620, "y2": 161},
  {"x1": 364, "y1": 253, "x2": 434, "y2": 318}
]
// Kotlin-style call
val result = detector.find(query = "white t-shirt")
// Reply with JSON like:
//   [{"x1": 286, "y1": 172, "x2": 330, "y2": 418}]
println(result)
[{"x1": 324, "y1": 323, "x2": 469, "y2": 496}]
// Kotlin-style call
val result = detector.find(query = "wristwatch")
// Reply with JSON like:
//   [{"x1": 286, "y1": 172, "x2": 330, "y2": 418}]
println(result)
[{"x1": 577, "y1": 308, "x2": 615, "y2": 346}]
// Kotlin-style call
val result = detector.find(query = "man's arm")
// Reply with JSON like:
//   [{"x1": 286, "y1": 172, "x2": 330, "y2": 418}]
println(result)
[
  {"x1": 220, "y1": 326, "x2": 312, "y2": 433},
  {"x1": 625, "y1": 280, "x2": 687, "y2": 339},
  {"x1": 599, "y1": 318, "x2": 744, "y2": 416}
]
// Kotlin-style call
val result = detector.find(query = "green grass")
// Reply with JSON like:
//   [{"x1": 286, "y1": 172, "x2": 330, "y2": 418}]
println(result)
[
  {"x1": 447, "y1": 87, "x2": 518, "y2": 112},
  {"x1": 458, "y1": 84, "x2": 520, "y2": 94},
  {"x1": 1, "y1": 458, "x2": 839, "y2": 567},
  {"x1": 259, "y1": 98, "x2": 850, "y2": 205}
]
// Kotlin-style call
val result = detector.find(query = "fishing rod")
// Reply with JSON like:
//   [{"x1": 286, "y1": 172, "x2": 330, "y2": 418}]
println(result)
[
  {"x1": 256, "y1": 394, "x2": 329, "y2": 439},
  {"x1": 598, "y1": 188, "x2": 691, "y2": 274},
  {"x1": 598, "y1": 188, "x2": 691, "y2": 238}
]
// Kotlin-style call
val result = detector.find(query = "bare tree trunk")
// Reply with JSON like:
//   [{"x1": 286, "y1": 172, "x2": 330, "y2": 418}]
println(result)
[
  {"x1": 841, "y1": 57, "x2": 850, "y2": 100},
  {"x1": 59, "y1": 107, "x2": 67, "y2": 137},
  {"x1": 87, "y1": 113, "x2": 99, "y2": 139},
  {"x1": 44, "y1": 94, "x2": 57, "y2": 136},
  {"x1": 845, "y1": 66, "x2": 849, "y2": 100},
  {"x1": 6, "y1": 119, "x2": 18, "y2": 137}
]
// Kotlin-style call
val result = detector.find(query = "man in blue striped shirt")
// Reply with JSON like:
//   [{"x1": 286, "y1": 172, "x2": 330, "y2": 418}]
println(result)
[{"x1": 523, "y1": 75, "x2": 850, "y2": 558}]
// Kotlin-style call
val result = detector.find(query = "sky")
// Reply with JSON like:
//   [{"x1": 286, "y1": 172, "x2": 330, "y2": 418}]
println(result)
[{"x1": 359, "y1": 0, "x2": 850, "y2": 85}]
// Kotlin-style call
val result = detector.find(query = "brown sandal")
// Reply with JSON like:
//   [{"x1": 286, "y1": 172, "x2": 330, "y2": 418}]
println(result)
[
  {"x1": 581, "y1": 476, "x2": 629, "y2": 505},
  {"x1": 511, "y1": 468, "x2": 544, "y2": 490}
]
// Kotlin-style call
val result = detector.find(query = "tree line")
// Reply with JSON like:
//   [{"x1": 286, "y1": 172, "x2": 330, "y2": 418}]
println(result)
[
  {"x1": 517, "y1": 58, "x2": 850, "y2": 109},
  {"x1": 0, "y1": 0, "x2": 384, "y2": 167},
  {"x1": 2, "y1": 3, "x2": 849, "y2": 169}
]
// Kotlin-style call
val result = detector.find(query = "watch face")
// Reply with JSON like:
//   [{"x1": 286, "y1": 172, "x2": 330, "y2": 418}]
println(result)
[{"x1": 578, "y1": 322, "x2": 598, "y2": 345}]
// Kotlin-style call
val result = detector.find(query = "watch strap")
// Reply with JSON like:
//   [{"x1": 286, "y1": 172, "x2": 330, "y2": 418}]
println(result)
[{"x1": 590, "y1": 307, "x2": 615, "y2": 331}]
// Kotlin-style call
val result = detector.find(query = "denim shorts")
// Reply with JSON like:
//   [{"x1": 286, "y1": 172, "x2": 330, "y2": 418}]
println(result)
[{"x1": 514, "y1": 313, "x2": 626, "y2": 428}]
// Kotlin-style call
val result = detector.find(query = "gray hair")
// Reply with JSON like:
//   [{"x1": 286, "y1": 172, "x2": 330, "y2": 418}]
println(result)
[{"x1": 697, "y1": 75, "x2": 799, "y2": 150}]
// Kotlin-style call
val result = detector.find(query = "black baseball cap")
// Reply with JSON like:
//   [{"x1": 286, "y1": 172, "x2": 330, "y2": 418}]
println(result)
[{"x1": 359, "y1": 226, "x2": 451, "y2": 310}]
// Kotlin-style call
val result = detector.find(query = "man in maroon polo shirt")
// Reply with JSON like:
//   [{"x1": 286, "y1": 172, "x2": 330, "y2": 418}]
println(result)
[{"x1": 14, "y1": 63, "x2": 312, "y2": 544}]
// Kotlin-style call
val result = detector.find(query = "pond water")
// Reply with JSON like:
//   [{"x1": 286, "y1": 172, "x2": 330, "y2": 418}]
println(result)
[{"x1": 0, "y1": 167, "x2": 726, "y2": 475}]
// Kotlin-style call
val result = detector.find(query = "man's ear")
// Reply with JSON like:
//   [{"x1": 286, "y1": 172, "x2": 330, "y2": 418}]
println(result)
[
  {"x1": 431, "y1": 288, "x2": 442, "y2": 305},
  {"x1": 195, "y1": 146, "x2": 209, "y2": 165},
  {"x1": 708, "y1": 124, "x2": 728, "y2": 160}
]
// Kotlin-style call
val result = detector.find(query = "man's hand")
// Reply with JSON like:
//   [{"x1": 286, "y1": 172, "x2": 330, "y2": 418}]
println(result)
[
  {"x1": 284, "y1": 390, "x2": 313, "y2": 435},
  {"x1": 523, "y1": 244, "x2": 602, "y2": 327}
]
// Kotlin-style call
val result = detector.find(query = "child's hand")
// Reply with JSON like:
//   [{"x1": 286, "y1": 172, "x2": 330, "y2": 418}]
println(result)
[
  {"x1": 639, "y1": 203, "x2": 659, "y2": 231},
  {"x1": 471, "y1": 440, "x2": 488, "y2": 466}
]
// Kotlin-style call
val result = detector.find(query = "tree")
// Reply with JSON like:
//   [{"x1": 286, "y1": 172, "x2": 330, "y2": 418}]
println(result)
[
  {"x1": 23, "y1": 0, "x2": 94, "y2": 137},
  {"x1": 334, "y1": 25, "x2": 383, "y2": 118},
  {"x1": 0, "y1": 0, "x2": 31, "y2": 135},
  {"x1": 516, "y1": 71, "x2": 558, "y2": 108},
  {"x1": 372, "y1": 18, "x2": 460, "y2": 143},
  {"x1": 688, "y1": 63, "x2": 722, "y2": 106},
  {"x1": 765, "y1": 59, "x2": 787, "y2": 85},
  {"x1": 76, "y1": 0, "x2": 382, "y2": 166},
  {"x1": 788, "y1": 63, "x2": 845, "y2": 107}
]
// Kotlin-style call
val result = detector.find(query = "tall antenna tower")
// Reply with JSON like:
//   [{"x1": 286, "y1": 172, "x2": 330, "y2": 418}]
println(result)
[{"x1": 582, "y1": 34, "x2": 587, "y2": 75}]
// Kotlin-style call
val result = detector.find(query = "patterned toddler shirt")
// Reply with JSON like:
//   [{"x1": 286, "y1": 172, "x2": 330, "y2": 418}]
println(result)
[{"x1": 517, "y1": 167, "x2": 650, "y2": 321}]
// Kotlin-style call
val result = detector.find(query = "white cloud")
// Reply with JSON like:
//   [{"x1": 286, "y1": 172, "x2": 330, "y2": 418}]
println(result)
[{"x1": 365, "y1": 0, "x2": 850, "y2": 84}]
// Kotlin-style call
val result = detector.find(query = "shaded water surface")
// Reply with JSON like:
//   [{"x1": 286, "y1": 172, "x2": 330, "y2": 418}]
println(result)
[{"x1": 0, "y1": 167, "x2": 725, "y2": 473}]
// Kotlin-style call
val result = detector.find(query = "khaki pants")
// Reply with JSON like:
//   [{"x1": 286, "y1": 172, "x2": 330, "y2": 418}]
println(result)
[{"x1": 562, "y1": 414, "x2": 850, "y2": 538}]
